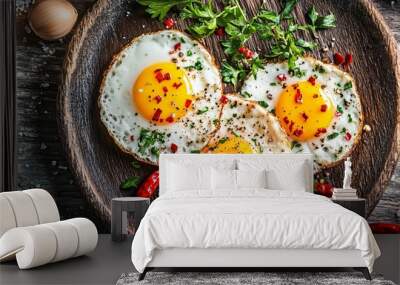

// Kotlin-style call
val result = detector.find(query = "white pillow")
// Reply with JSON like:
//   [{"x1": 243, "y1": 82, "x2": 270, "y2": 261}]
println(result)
[
  {"x1": 266, "y1": 168, "x2": 306, "y2": 191},
  {"x1": 237, "y1": 159, "x2": 308, "y2": 191},
  {"x1": 167, "y1": 163, "x2": 212, "y2": 191},
  {"x1": 236, "y1": 169, "x2": 267, "y2": 189},
  {"x1": 211, "y1": 168, "x2": 237, "y2": 190}
]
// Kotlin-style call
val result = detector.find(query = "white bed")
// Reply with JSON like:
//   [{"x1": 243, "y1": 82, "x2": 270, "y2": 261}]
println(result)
[{"x1": 131, "y1": 154, "x2": 380, "y2": 280}]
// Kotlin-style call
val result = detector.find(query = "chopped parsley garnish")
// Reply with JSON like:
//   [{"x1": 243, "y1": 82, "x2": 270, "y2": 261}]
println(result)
[
  {"x1": 327, "y1": 132, "x2": 339, "y2": 140},
  {"x1": 348, "y1": 114, "x2": 353, "y2": 123},
  {"x1": 270, "y1": 108, "x2": 276, "y2": 115},
  {"x1": 190, "y1": 149, "x2": 200, "y2": 153},
  {"x1": 138, "y1": 128, "x2": 165, "y2": 157},
  {"x1": 120, "y1": 176, "x2": 140, "y2": 190},
  {"x1": 337, "y1": 105, "x2": 344, "y2": 114},
  {"x1": 137, "y1": 0, "x2": 336, "y2": 87},
  {"x1": 340, "y1": 127, "x2": 346, "y2": 134},
  {"x1": 241, "y1": 91, "x2": 252, "y2": 98},
  {"x1": 270, "y1": 82, "x2": 277, "y2": 86},
  {"x1": 218, "y1": 137, "x2": 228, "y2": 144},
  {"x1": 343, "y1": 81, "x2": 353, "y2": 90},
  {"x1": 291, "y1": 140, "x2": 302, "y2": 149},
  {"x1": 186, "y1": 50, "x2": 193, "y2": 56},
  {"x1": 258, "y1": 101, "x2": 269, "y2": 108},
  {"x1": 196, "y1": 107, "x2": 209, "y2": 114}
]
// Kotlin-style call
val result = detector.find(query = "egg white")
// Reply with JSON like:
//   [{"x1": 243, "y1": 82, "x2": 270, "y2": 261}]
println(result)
[
  {"x1": 99, "y1": 30, "x2": 222, "y2": 165},
  {"x1": 204, "y1": 94, "x2": 290, "y2": 153},
  {"x1": 240, "y1": 57, "x2": 363, "y2": 168}
]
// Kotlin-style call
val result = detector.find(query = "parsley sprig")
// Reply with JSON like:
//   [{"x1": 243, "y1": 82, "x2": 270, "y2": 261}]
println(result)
[{"x1": 137, "y1": 0, "x2": 336, "y2": 87}]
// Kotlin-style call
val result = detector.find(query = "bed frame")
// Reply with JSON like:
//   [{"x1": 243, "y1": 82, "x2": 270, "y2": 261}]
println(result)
[{"x1": 139, "y1": 154, "x2": 371, "y2": 280}]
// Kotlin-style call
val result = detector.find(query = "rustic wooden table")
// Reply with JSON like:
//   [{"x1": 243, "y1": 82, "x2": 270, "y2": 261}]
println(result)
[{"x1": 15, "y1": 0, "x2": 400, "y2": 232}]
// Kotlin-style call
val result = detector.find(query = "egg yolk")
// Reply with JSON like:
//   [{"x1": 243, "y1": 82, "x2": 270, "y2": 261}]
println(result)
[
  {"x1": 132, "y1": 62, "x2": 193, "y2": 125},
  {"x1": 276, "y1": 80, "x2": 335, "y2": 141},
  {"x1": 211, "y1": 137, "x2": 254, "y2": 154}
]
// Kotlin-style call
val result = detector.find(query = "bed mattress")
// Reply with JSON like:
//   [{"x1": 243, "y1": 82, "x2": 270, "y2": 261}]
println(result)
[{"x1": 131, "y1": 189, "x2": 380, "y2": 272}]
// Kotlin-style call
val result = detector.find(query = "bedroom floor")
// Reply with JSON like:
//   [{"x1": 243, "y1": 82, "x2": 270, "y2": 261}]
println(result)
[
  {"x1": 1, "y1": 234, "x2": 390, "y2": 285},
  {"x1": 0, "y1": 235, "x2": 134, "y2": 285}
]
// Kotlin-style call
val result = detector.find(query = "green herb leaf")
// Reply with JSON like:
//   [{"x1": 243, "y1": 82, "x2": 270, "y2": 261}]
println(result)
[
  {"x1": 138, "y1": 128, "x2": 165, "y2": 157},
  {"x1": 258, "y1": 101, "x2": 269, "y2": 108},
  {"x1": 120, "y1": 176, "x2": 140, "y2": 189},
  {"x1": 343, "y1": 81, "x2": 353, "y2": 90},
  {"x1": 197, "y1": 107, "x2": 209, "y2": 114},
  {"x1": 281, "y1": 0, "x2": 298, "y2": 19},
  {"x1": 190, "y1": 149, "x2": 201, "y2": 153},
  {"x1": 327, "y1": 132, "x2": 339, "y2": 140},
  {"x1": 241, "y1": 91, "x2": 252, "y2": 98},
  {"x1": 221, "y1": 61, "x2": 246, "y2": 86},
  {"x1": 306, "y1": 6, "x2": 336, "y2": 31},
  {"x1": 137, "y1": 0, "x2": 192, "y2": 20},
  {"x1": 306, "y1": 6, "x2": 318, "y2": 26}
]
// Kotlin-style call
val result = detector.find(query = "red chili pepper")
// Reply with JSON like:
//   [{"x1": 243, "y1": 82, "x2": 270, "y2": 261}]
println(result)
[
  {"x1": 345, "y1": 132, "x2": 352, "y2": 141},
  {"x1": 238, "y1": 47, "x2": 254, "y2": 59},
  {"x1": 155, "y1": 71, "x2": 164, "y2": 83},
  {"x1": 345, "y1": 53, "x2": 353, "y2": 66},
  {"x1": 320, "y1": 104, "x2": 328, "y2": 112},
  {"x1": 154, "y1": 95, "x2": 162, "y2": 104},
  {"x1": 172, "y1": 82, "x2": 182, "y2": 89},
  {"x1": 369, "y1": 223, "x2": 400, "y2": 234},
  {"x1": 163, "y1": 73, "x2": 171, "y2": 80},
  {"x1": 220, "y1": 95, "x2": 228, "y2": 105},
  {"x1": 170, "y1": 143, "x2": 178, "y2": 153},
  {"x1": 333, "y1": 52, "x2": 345, "y2": 65},
  {"x1": 136, "y1": 171, "x2": 159, "y2": 198},
  {"x1": 335, "y1": 111, "x2": 342, "y2": 117},
  {"x1": 293, "y1": 129, "x2": 303, "y2": 137},
  {"x1": 162, "y1": 86, "x2": 168, "y2": 93},
  {"x1": 302, "y1": 112, "x2": 309, "y2": 121},
  {"x1": 294, "y1": 89, "x2": 303, "y2": 104},
  {"x1": 185, "y1": 99, "x2": 192, "y2": 108},
  {"x1": 283, "y1": 116, "x2": 289, "y2": 124},
  {"x1": 276, "y1": 74, "x2": 287, "y2": 82},
  {"x1": 152, "y1": 108, "x2": 162, "y2": 121},
  {"x1": 308, "y1": 76, "x2": 316, "y2": 86},
  {"x1": 163, "y1": 18, "x2": 175, "y2": 29},
  {"x1": 214, "y1": 27, "x2": 225, "y2": 36},
  {"x1": 318, "y1": 128, "x2": 327, "y2": 133},
  {"x1": 166, "y1": 114, "x2": 175, "y2": 123},
  {"x1": 174, "y1": 42, "x2": 181, "y2": 51}
]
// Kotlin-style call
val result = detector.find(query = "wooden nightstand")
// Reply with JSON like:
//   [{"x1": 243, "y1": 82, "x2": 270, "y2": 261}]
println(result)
[{"x1": 332, "y1": 198, "x2": 366, "y2": 218}]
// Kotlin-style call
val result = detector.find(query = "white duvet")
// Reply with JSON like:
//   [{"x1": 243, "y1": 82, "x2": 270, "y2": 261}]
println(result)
[{"x1": 131, "y1": 189, "x2": 380, "y2": 272}]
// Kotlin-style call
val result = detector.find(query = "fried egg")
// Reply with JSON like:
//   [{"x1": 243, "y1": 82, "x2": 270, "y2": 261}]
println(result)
[
  {"x1": 240, "y1": 57, "x2": 363, "y2": 168},
  {"x1": 99, "y1": 30, "x2": 222, "y2": 164},
  {"x1": 203, "y1": 94, "x2": 290, "y2": 154}
]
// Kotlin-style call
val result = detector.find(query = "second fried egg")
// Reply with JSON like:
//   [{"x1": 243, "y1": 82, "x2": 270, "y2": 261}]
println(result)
[{"x1": 240, "y1": 57, "x2": 363, "y2": 168}]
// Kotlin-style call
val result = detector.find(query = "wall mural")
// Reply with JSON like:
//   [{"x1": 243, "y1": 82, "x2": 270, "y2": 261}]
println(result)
[{"x1": 14, "y1": 0, "x2": 400, "y2": 232}]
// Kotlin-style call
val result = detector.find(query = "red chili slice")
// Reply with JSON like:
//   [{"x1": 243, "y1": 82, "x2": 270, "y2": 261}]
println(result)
[
  {"x1": 215, "y1": 27, "x2": 225, "y2": 36},
  {"x1": 283, "y1": 116, "x2": 289, "y2": 124},
  {"x1": 155, "y1": 71, "x2": 164, "y2": 83},
  {"x1": 185, "y1": 99, "x2": 192, "y2": 108},
  {"x1": 163, "y1": 18, "x2": 175, "y2": 29},
  {"x1": 174, "y1": 42, "x2": 181, "y2": 51},
  {"x1": 302, "y1": 112, "x2": 309, "y2": 121},
  {"x1": 238, "y1": 47, "x2": 254, "y2": 59},
  {"x1": 136, "y1": 171, "x2": 159, "y2": 198},
  {"x1": 220, "y1": 95, "x2": 228, "y2": 105},
  {"x1": 295, "y1": 89, "x2": 303, "y2": 104},
  {"x1": 163, "y1": 73, "x2": 171, "y2": 80},
  {"x1": 320, "y1": 104, "x2": 328, "y2": 112},
  {"x1": 152, "y1": 108, "x2": 162, "y2": 121},
  {"x1": 172, "y1": 82, "x2": 182, "y2": 89},
  {"x1": 345, "y1": 53, "x2": 353, "y2": 66},
  {"x1": 293, "y1": 129, "x2": 303, "y2": 137},
  {"x1": 154, "y1": 95, "x2": 162, "y2": 104},
  {"x1": 163, "y1": 86, "x2": 168, "y2": 93},
  {"x1": 318, "y1": 128, "x2": 327, "y2": 133},
  {"x1": 308, "y1": 76, "x2": 316, "y2": 86},
  {"x1": 166, "y1": 114, "x2": 175, "y2": 123},
  {"x1": 345, "y1": 132, "x2": 352, "y2": 141},
  {"x1": 335, "y1": 111, "x2": 342, "y2": 117},
  {"x1": 170, "y1": 143, "x2": 178, "y2": 153},
  {"x1": 276, "y1": 74, "x2": 287, "y2": 82},
  {"x1": 333, "y1": 52, "x2": 345, "y2": 65}
]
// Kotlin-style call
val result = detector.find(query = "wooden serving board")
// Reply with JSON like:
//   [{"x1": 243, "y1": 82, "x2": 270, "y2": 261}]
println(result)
[{"x1": 58, "y1": 0, "x2": 400, "y2": 228}]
